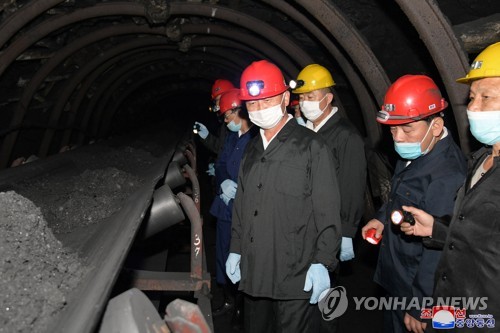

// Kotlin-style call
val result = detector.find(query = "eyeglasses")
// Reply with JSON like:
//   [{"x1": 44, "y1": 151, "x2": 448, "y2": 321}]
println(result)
[{"x1": 223, "y1": 109, "x2": 238, "y2": 120}]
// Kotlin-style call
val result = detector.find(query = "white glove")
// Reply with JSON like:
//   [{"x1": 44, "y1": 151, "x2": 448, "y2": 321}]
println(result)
[
  {"x1": 206, "y1": 163, "x2": 215, "y2": 176},
  {"x1": 194, "y1": 121, "x2": 209, "y2": 139},
  {"x1": 303, "y1": 263, "x2": 330, "y2": 304},
  {"x1": 340, "y1": 237, "x2": 355, "y2": 261},
  {"x1": 225, "y1": 253, "x2": 241, "y2": 284},
  {"x1": 220, "y1": 179, "x2": 237, "y2": 199}
]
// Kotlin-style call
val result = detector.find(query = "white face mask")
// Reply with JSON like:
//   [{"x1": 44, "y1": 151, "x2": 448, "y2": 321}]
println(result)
[
  {"x1": 467, "y1": 110, "x2": 500, "y2": 145},
  {"x1": 248, "y1": 95, "x2": 285, "y2": 129},
  {"x1": 299, "y1": 94, "x2": 328, "y2": 121}
]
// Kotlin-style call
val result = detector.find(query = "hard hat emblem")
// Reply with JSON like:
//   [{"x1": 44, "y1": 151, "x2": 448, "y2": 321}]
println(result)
[
  {"x1": 470, "y1": 60, "x2": 483, "y2": 70},
  {"x1": 383, "y1": 104, "x2": 396, "y2": 112}
]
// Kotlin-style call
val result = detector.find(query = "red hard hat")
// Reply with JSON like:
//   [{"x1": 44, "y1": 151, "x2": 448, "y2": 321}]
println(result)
[
  {"x1": 239, "y1": 60, "x2": 288, "y2": 101},
  {"x1": 218, "y1": 89, "x2": 242, "y2": 115},
  {"x1": 211, "y1": 79, "x2": 235, "y2": 100},
  {"x1": 377, "y1": 75, "x2": 448, "y2": 125}
]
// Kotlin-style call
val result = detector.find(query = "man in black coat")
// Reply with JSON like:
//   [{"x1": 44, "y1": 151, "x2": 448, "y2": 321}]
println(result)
[
  {"x1": 292, "y1": 64, "x2": 367, "y2": 263},
  {"x1": 226, "y1": 60, "x2": 342, "y2": 333}
]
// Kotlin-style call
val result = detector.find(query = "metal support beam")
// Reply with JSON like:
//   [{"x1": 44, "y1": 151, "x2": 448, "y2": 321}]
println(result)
[{"x1": 396, "y1": 0, "x2": 472, "y2": 153}]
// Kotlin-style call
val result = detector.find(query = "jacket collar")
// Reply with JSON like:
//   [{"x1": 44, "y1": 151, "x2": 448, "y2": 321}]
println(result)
[{"x1": 253, "y1": 117, "x2": 298, "y2": 154}]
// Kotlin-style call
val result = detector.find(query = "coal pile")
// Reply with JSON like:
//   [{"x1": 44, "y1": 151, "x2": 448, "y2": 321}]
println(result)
[
  {"x1": 0, "y1": 191, "x2": 87, "y2": 333},
  {"x1": 13, "y1": 167, "x2": 142, "y2": 234}
]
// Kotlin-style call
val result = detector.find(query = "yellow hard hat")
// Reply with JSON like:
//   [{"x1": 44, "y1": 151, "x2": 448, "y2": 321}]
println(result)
[
  {"x1": 457, "y1": 42, "x2": 500, "y2": 84},
  {"x1": 291, "y1": 64, "x2": 335, "y2": 94}
]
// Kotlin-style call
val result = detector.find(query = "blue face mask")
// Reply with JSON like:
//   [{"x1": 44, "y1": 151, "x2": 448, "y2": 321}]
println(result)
[
  {"x1": 467, "y1": 110, "x2": 500, "y2": 145},
  {"x1": 227, "y1": 120, "x2": 241, "y2": 132},
  {"x1": 394, "y1": 121, "x2": 435, "y2": 160}
]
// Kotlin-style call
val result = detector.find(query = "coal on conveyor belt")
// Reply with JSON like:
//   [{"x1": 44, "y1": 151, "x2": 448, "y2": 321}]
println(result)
[
  {"x1": 13, "y1": 167, "x2": 142, "y2": 234},
  {"x1": 0, "y1": 191, "x2": 87, "y2": 333}
]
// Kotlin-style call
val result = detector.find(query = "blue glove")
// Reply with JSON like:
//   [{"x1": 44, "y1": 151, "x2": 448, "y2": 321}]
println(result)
[
  {"x1": 340, "y1": 237, "x2": 355, "y2": 261},
  {"x1": 206, "y1": 162, "x2": 215, "y2": 176},
  {"x1": 226, "y1": 253, "x2": 241, "y2": 284},
  {"x1": 303, "y1": 263, "x2": 330, "y2": 304},
  {"x1": 194, "y1": 121, "x2": 209, "y2": 139},
  {"x1": 220, "y1": 193, "x2": 231, "y2": 205},
  {"x1": 220, "y1": 179, "x2": 237, "y2": 199}
]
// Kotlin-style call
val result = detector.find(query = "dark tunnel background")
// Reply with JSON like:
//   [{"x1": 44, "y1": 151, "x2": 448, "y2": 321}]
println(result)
[
  {"x1": 0, "y1": 1, "x2": 499, "y2": 332},
  {"x1": 1, "y1": 0, "x2": 499, "y2": 167}
]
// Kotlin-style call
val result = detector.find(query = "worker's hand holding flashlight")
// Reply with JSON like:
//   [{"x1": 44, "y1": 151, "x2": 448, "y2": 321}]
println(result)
[
  {"x1": 361, "y1": 219, "x2": 384, "y2": 245},
  {"x1": 193, "y1": 121, "x2": 209, "y2": 139},
  {"x1": 399, "y1": 206, "x2": 434, "y2": 237}
]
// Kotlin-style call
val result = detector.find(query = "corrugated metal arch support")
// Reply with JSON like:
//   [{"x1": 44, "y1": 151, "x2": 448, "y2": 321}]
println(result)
[
  {"x1": 60, "y1": 37, "x2": 263, "y2": 148},
  {"x1": 179, "y1": 23, "x2": 298, "y2": 76},
  {"x1": 62, "y1": 39, "x2": 257, "y2": 148},
  {"x1": 97, "y1": 70, "x2": 217, "y2": 138},
  {"x1": 190, "y1": 37, "x2": 270, "y2": 62},
  {"x1": 88, "y1": 57, "x2": 232, "y2": 138},
  {"x1": 395, "y1": 0, "x2": 472, "y2": 153},
  {"x1": 44, "y1": 19, "x2": 298, "y2": 156},
  {"x1": 35, "y1": 20, "x2": 287, "y2": 156},
  {"x1": 0, "y1": 2, "x2": 309, "y2": 79},
  {"x1": 61, "y1": 43, "x2": 176, "y2": 148},
  {"x1": 0, "y1": 3, "x2": 144, "y2": 77},
  {"x1": 0, "y1": 0, "x2": 65, "y2": 48},
  {"x1": 264, "y1": 0, "x2": 383, "y2": 149},
  {"x1": 106, "y1": 79, "x2": 212, "y2": 134},
  {"x1": 171, "y1": 2, "x2": 312, "y2": 73},
  {"x1": 80, "y1": 32, "x2": 279, "y2": 135},
  {"x1": 11, "y1": 25, "x2": 166, "y2": 160},
  {"x1": 0, "y1": 2, "x2": 312, "y2": 166},
  {"x1": 42, "y1": 44, "x2": 241, "y2": 154},
  {"x1": 43, "y1": 50, "x2": 239, "y2": 155},
  {"x1": 87, "y1": 53, "x2": 241, "y2": 139},
  {"x1": 0, "y1": 3, "x2": 147, "y2": 168},
  {"x1": 294, "y1": 0, "x2": 391, "y2": 105}
]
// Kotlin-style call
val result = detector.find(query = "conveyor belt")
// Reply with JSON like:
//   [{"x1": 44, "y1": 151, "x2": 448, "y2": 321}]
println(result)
[{"x1": 0, "y1": 130, "x2": 190, "y2": 332}]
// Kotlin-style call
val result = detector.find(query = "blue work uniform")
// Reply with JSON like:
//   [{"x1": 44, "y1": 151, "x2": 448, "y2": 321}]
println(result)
[
  {"x1": 373, "y1": 134, "x2": 466, "y2": 332},
  {"x1": 210, "y1": 126, "x2": 256, "y2": 284}
]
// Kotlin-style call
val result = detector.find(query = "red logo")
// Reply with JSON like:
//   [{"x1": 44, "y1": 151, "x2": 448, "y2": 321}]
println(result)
[
  {"x1": 421, "y1": 308, "x2": 432, "y2": 319},
  {"x1": 455, "y1": 308, "x2": 467, "y2": 319}
]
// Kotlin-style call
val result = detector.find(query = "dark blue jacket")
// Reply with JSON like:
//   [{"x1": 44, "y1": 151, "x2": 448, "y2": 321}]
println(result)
[
  {"x1": 373, "y1": 134, "x2": 467, "y2": 319},
  {"x1": 210, "y1": 127, "x2": 256, "y2": 221}
]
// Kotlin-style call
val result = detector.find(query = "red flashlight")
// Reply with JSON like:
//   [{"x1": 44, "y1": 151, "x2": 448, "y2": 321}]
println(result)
[{"x1": 365, "y1": 228, "x2": 382, "y2": 245}]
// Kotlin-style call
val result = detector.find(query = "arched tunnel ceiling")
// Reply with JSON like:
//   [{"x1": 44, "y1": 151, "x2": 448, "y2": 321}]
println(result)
[{"x1": 0, "y1": 0, "x2": 499, "y2": 169}]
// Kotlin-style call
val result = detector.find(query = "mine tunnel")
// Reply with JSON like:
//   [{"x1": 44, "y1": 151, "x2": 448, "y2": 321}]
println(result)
[{"x1": 0, "y1": 1, "x2": 499, "y2": 332}]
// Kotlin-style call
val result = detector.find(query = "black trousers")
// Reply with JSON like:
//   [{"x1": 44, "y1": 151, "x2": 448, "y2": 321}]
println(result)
[{"x1": 243, "y1": 295, "x2": 316, "y2": 333}]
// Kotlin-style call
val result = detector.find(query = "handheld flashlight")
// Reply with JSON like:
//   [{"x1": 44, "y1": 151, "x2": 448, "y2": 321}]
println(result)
[
  {"x1": 391, "y1": 209, "x2": 415, "y2": 226},
  {"x1": 193, "y1": 123, "x2": 201, "y2": 134},
  {"x1": 365, "y1": 228, "x2": 382, "y2": 245}
]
